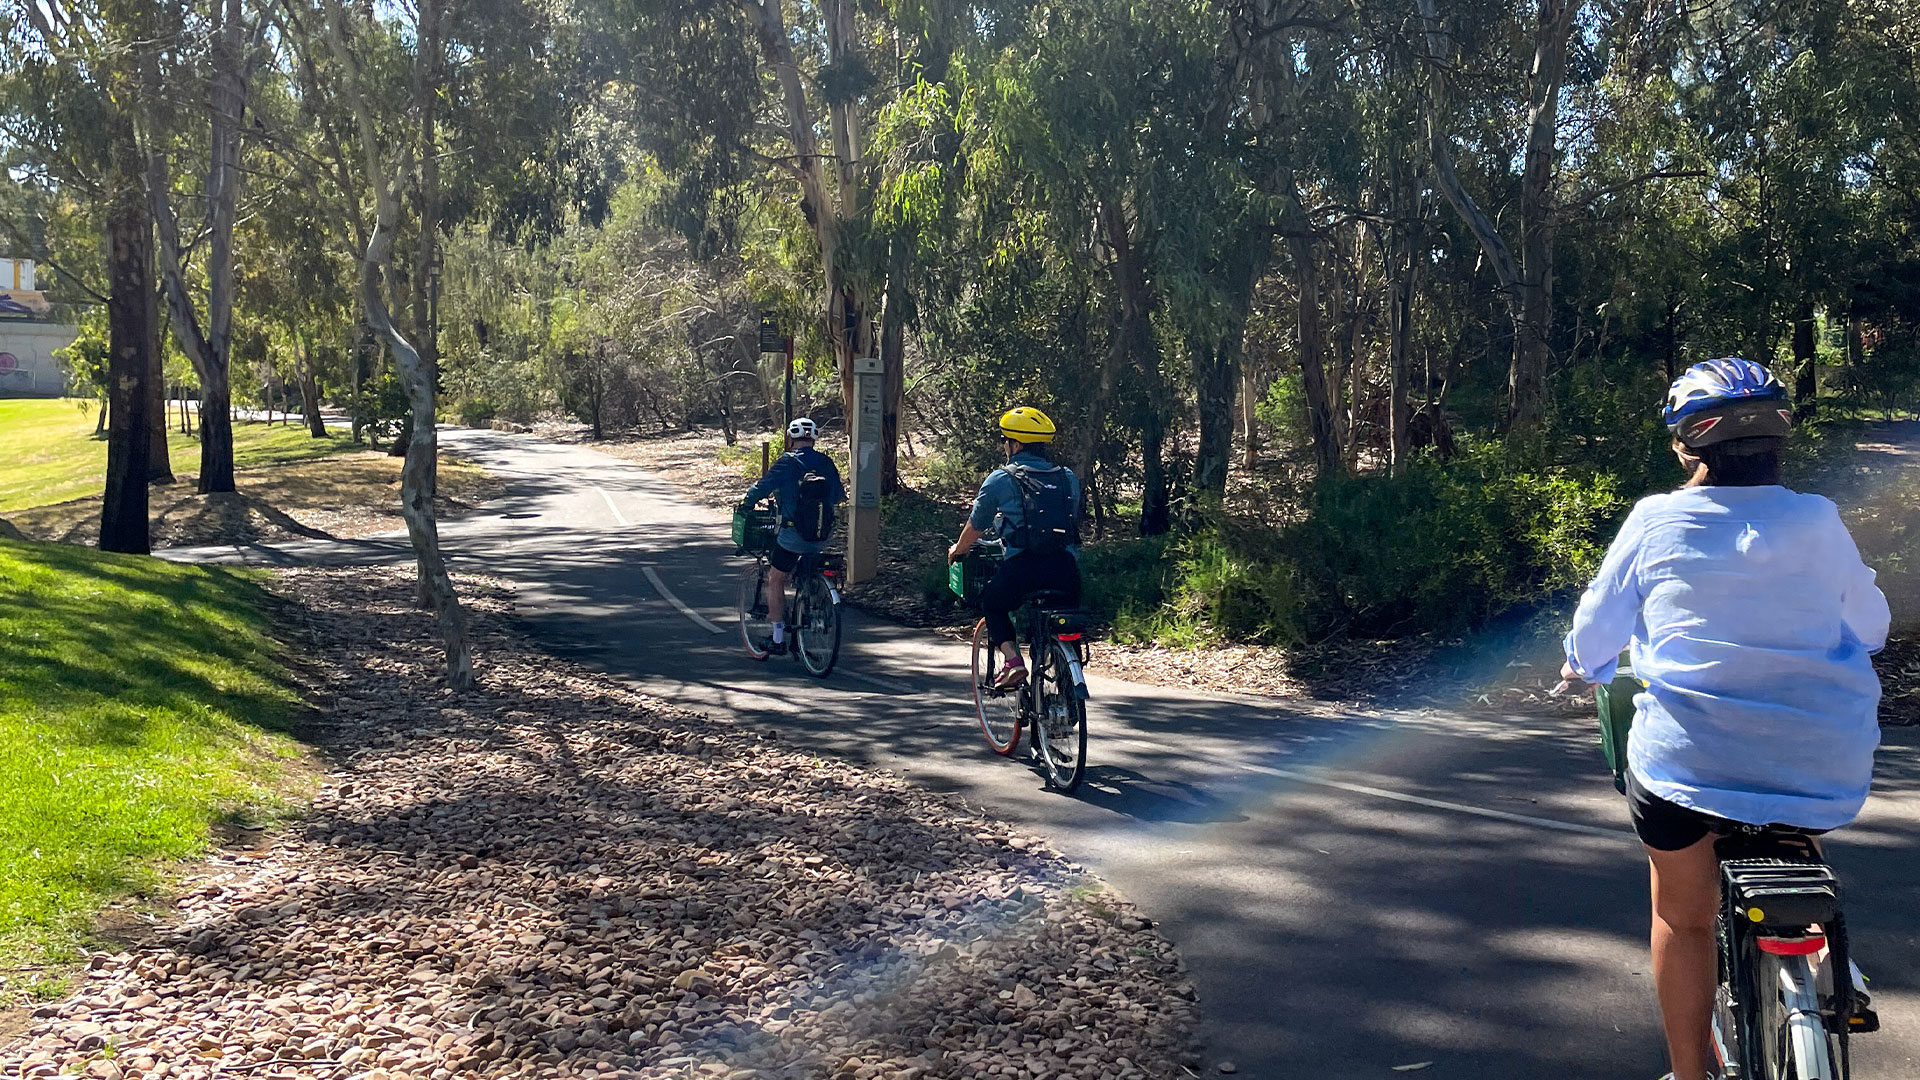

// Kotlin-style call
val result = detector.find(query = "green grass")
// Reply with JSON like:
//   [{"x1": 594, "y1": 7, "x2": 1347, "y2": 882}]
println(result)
[
  {"x1": 0, "y1": 539, "x2": 309, "y2": 997},
  {"x1": 0, "y1": 398, "x2": 355, "y2": 514}
]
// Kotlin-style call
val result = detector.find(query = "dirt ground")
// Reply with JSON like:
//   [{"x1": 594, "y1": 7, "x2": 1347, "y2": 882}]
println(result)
[{"x1": 1, "y1": 452, "x2": 504, "y2": 549}]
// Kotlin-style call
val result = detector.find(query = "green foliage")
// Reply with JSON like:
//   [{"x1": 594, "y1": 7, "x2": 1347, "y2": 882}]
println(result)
[
  {"x1": 1143, "y1": 530, "x2": 1306, "y2": 647},
  {"x1": 1080, "y1": 535, "x2": 1174, "y2": 641},
  {"x1": 1286, "y1": 447, "x2": 1631, "y2": 636},
  {"x1": 0, "y1": 539, "x2": 307, "y2": 994}
]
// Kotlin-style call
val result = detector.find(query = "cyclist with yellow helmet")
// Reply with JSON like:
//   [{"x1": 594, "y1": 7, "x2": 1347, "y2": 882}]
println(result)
[{"x1": 948, "y1": 407, "x2": 1083, "y2": 689}]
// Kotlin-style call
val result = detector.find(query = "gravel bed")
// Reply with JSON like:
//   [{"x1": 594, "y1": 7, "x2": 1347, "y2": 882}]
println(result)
[{"x1": 2, "y1": 568, "x2": 1199, "y2": 1080}]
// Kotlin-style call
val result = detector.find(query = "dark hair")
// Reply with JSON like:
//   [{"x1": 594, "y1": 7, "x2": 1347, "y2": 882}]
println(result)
[
  {"x1": 1006, "y1": 438, "x2": 1049, "y2": 457},
  {"x1": 1698, "y1": 436, "x2": 1785, "y2": 486}
]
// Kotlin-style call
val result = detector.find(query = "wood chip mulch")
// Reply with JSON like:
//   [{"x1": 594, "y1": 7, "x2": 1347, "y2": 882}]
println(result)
[{"x1": 1, "y1": 568, "x2": 1199, "y2": 1080}]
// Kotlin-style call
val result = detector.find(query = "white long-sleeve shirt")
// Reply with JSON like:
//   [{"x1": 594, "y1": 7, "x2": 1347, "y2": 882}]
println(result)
[{"x1": 1565, "y1": 485, "x2": 1889, "y2": 830}]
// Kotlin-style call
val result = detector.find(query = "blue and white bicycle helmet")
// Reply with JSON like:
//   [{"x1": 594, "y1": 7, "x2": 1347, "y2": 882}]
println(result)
[{"x1": 1663, "y1": 358, "x2": 1792, "y2": 449}]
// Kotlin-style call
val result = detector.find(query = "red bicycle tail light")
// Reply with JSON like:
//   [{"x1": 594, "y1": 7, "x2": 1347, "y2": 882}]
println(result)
[
  {"x1": 1057, "y1": 632, "x2": 1082, "y2": 642},
  {"x1": 1757, "y1": 935, "x2": 1826, "y2": 956}
]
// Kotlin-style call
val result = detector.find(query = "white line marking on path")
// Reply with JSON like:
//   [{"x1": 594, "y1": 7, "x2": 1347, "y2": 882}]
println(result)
[
  {"x1": 641, "y1": 565, "x2": 724, "y2": 635},
  {"x1": 596, "y1": 486, "x2": 632, "y2": 527},
  {"x1": 1238, "y1": 763, "x2": 1630, "y2": 839}
]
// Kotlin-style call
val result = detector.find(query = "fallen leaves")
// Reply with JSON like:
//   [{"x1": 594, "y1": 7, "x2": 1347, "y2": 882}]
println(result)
[{"x1": 0, "y1": 566, "x2": 1200, "y2": 1080}]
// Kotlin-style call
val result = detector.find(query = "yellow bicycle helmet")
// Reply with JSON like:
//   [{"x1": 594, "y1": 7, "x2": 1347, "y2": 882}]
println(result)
[{"x1": 998, "y1": 406, "x2": 1056, "y2": 443}]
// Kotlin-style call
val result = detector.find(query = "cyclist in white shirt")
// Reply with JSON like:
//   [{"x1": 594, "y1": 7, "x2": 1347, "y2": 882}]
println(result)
[{"x1": 1562, "y1": 358, "x2": 1889, "y2": 1080}]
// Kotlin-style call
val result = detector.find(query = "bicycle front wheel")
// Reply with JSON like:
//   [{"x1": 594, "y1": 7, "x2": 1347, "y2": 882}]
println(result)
[
  {"x1": 794, "y1": 573, "x2": 842, "y2": 677},
  {"x1": 737, "y1": 563, "x2": 772, "y2": 661},
  {"x1": 1032, "y1": 640, "x2": 1087, "y2": 793},
  {"x1": 971, "y1": 619, "x2": 1021, "y2": 755}
]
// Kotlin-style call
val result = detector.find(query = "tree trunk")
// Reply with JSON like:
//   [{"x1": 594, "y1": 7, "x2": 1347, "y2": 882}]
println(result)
[
  {"x1": 1791, "y1": 301, "x2": 1817, "y2": 417},
  {"x1": 746, "y1": 0, "x2": 872, "y2": 435},
  {"x1": 327, "y1": 0, "x2": 473, "y2": 690},
  {"x1": 1510, "y1": 0, "x2": 1574, "y2": 428},
  {"x1": 1240, "y1": 364, "x2": 1259, "y2": 471},
  {"x1": 412, "y1": 0, "x2": 442, "y2": 385},
  {"x1": 1282, "y1": 186, "x2": 1338, "y2": 478},
  {"x1": 101, "y1": 82, "x2": 153, "y2": 555},
  {"x1": 1418, "y1": 0, "x2": 1574, "y2": 430},
  {"x1": 1101, "y1": 200, "x2": 1170, "y2": 535},
  {"x1": 296, "y1": 337, "x2": 326, "y2": 437},
  {"x1": 1387, "y1": 205, "x2": 1421, "y2": 474},
  {"x1": 1194, "y1": 228, "x2": 1269, "y2": 501},
  {"x1": 879, "y1": 242, "x2": 908, "y2": 494},
  {"x1": 147, "y1": 280, "x2": 173, "y2": 483}
]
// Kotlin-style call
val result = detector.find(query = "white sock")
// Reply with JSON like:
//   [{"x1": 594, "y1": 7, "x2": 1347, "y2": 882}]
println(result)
[{"x1": 771, "y1": 622, "x2": 785, "y2": 643}]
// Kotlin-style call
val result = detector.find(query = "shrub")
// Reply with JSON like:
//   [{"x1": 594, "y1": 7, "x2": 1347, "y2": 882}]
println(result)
[
  {"x1": 1283, "y1": 447, "x2": 1630, "y2": 636},
  {"x1": 1161, "y1": 529, "x2": 1306, "y2": 646},
  {"x1": 458, "y1": 398, "x2": 498, "y2": 427},
  {"x1": 1080, "y1": 535, "x2": 1174, "y2": 641}
]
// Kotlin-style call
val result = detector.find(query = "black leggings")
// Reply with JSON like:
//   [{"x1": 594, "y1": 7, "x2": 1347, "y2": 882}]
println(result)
[{"x1": 980, "y1": 551, "x2": 1081, "y2": 650}]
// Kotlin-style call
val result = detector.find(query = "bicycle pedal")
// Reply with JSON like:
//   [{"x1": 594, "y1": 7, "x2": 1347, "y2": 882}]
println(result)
[{"x1": 1848, "y1": 1005, "x2": 1880, "y2": 1033}]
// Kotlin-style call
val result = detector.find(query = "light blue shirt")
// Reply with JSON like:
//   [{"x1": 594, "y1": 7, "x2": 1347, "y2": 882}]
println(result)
[{"x1": 1565, "y1": 485, "x2": 1889, "y2": 830}]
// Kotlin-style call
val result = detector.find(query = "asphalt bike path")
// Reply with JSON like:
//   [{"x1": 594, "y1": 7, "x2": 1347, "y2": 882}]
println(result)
[{"x1": 167, "y1": 428, "x2": 1920, "y2": 1079}]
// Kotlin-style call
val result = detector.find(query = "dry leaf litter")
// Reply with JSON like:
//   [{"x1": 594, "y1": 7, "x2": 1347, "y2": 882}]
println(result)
[{"x1": 2, "y1": 567, "x2": 1198, "y2": 1080}]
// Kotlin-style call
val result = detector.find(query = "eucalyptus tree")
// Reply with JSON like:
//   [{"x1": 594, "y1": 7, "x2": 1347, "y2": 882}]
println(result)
[
  {"x1": 1411, "y1": 0, "x2": 1586, "y2": 431},
  {"x1": 606, "y1": 0, "x2": 921, "y2": 486},
  {"x1": 3, "y1": 0, "x2": 160, "y2": 550},
  {"x1": 145, "y1": 0, "x2": 257, "y2": 492},
  {"x1": 304, "y1": 0, "x2": 474, "y2": 687}
]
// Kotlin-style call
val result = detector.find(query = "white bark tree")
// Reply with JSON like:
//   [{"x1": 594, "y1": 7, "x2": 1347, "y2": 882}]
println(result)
[{"x1": 323, "y1": 0, "x2": 474, "y2": 690}]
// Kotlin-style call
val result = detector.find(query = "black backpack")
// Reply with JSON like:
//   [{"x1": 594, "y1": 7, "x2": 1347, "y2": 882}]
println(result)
[
  {"x1": 789, "y1": 455, "x2": 836, "y2": 543},
  {"x1": 1004, "y1": 463, "x2": 1076, "y2": 554}
]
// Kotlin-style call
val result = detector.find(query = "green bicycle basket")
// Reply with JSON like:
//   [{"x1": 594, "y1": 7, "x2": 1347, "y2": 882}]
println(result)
[
  {"x1": 1594, "y1": 665, "x2": 1642, "y2": 795},
  {"x1": 731, "y1": 507, "x2": 778, "y2": 555},
  {"x1": 948, "y1": 548, "x2": 1003, "y2": 604}
]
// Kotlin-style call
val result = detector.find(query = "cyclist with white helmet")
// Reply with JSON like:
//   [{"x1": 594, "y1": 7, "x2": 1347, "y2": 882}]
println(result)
[
  {"x1": 738, "y1": 418, "x2": 845, "y2": 655},
  {"x1": 948, "y1": 406, "x2": 1083, "y2": 689},
  {"x1": 1561, "y1": 358, "x2": 1889, "y2": 1080}
]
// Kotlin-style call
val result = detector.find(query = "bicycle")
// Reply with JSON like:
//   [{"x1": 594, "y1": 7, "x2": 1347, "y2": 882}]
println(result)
[
  {"x1": 952, "y1": 543, "x2": 1091, "y2": 793},
  {"x1": 732, "y1": 506, "x2": 843, "y2": 678},
  {"x1": 1710, "y1": 827, "x2": 1876, "y2": 1079},
  {"x1": 1574, "y1": 670, "x2": 1880, "y2": 1079}
]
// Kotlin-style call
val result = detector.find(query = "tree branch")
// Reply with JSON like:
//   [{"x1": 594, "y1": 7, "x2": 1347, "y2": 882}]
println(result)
[{"x1": 1562, "y1": 169, "x2": 1711, "y2": 212}]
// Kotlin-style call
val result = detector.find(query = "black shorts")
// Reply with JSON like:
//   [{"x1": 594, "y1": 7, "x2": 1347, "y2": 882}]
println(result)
[
  {"x1": 1625, "y1": 771, "x2": 1826, "y2": 852},
  {"x1": 768, "y1": 542, "x2": 803, "y2": 574}
]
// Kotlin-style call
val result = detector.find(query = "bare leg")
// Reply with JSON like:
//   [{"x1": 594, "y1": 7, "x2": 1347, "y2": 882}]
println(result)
[
  {"x1": 998, "y1": 641, "x2": 1021, "y2": 665},
  {"x1": 766, "y1": 566, "x2": 790, "y2": 628},
  {"x1": 1647, "y1": 836, "x2": 1721, "y2": 1080}
]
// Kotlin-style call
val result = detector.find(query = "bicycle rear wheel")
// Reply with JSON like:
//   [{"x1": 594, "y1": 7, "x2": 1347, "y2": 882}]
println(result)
[
  {"x1": 737, "y1": 563, "x2": 772, "y2": 660},
  {"x1": 1758, "y1": 952, "x2": 1839, "y2": 1080},
  {"x1": 1032, "y1": 640, "x2": 1087, "y2": 793},
  {"x1": 971, "y1": 619, "x2": 1021, "y2": 755},
  {"x1": 794, "y1": 573, "x2": 841, "y2": 677}
]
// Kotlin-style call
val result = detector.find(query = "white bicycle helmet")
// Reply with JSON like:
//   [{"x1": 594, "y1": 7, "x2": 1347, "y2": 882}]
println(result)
[{"x1": 786, "y1": 417, "x2": 817, "y2": 440}]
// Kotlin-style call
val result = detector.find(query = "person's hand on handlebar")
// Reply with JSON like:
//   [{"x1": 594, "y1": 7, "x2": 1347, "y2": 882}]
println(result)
[
  {"x1": 949, "y1": 520, "x2": 987, "y2": 564},
  {"x1": 1551, "y1": 660, "x2": 1595, "y2": 698}
]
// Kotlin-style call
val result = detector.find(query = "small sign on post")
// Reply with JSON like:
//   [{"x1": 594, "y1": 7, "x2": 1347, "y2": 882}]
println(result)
[
  {"x1": 758, "y1": 314, "x2": 784, "y2": 354},
  {"x1": 846, "y1": 356, "x2": 885, "y2": 585}
]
